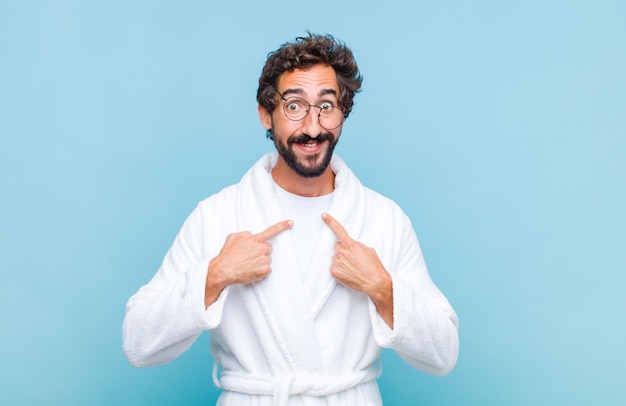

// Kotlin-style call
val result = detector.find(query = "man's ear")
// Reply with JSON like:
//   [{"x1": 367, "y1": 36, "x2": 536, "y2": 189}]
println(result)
[{"x1": 258, "y1": 105, "x2": 272, "y2": 130}]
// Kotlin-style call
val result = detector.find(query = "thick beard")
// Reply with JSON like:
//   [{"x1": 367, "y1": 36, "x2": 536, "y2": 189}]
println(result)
[{"x1": 274, "y1": 132, "x2": 338, "y2": 178}]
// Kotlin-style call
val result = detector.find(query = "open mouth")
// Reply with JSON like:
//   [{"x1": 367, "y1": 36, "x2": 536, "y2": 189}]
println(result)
[
  {"x1": 289, "y1": 134, "x2": 332, "y2": 152},
  {"x1": 295, "y1": 139, "x2": 325, "y2": 152}
]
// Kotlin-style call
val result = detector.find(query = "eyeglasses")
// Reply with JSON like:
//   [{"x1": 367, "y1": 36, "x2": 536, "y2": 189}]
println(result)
[{"x1": 274, "y1": 87, "x2": 346, "y2": 130}]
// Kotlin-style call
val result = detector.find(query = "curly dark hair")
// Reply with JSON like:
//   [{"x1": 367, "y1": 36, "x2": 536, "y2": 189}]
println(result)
[{"x1": 257, "y1": 33, "x2": 363, "y2": 118}]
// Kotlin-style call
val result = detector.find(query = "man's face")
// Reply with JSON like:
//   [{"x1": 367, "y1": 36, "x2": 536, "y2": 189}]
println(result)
[{"x1": 261, "y1": 64, "x2": 343, "y2": 178}]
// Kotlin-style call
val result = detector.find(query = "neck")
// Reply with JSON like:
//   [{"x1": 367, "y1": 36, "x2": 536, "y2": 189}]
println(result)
[{"x1": 271, "y1": 158, "x2": 335, "y2": 197}]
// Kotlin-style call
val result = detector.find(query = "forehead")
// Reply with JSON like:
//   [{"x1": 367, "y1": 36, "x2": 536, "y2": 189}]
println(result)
[{"x1": 277, "y1": 64, "x2": 339, "y2": 96}]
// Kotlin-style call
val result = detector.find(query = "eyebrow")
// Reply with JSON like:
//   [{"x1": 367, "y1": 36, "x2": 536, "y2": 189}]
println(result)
[{"x1": 281, "y1": 88, "x2": 338, "y2": 99}]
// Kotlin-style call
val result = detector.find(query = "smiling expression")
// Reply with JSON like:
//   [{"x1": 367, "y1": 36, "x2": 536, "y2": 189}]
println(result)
[{"x1": 259, "y1": 64, "x2": 343, "y2": 179}]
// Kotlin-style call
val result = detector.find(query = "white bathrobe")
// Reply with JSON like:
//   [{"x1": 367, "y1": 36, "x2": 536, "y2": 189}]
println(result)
[{"x1": 123, "y1": 152, "x2": 459, "y2": 405}]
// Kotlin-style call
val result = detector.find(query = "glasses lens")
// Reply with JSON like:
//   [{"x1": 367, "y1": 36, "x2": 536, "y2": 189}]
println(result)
[
  {"x1": 283, "y1": 97, "x2": 308, "y2": 120},
  {"x1": 318, "y1": 104, "x2": 344, "y2": 130}
]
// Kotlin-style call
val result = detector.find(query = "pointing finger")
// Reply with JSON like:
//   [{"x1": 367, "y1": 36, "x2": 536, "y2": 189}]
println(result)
[
  {"x1": 321, "y1": 213, "x2": 351, "y2": 241},
  {"x1": 257, "y1": 219, "x2": 293, "y2": 241}
]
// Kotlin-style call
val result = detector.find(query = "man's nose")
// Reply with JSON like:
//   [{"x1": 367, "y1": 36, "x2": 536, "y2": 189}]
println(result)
[{"x1": 300, "y1": 107, "x2": 323, "y2": 138}]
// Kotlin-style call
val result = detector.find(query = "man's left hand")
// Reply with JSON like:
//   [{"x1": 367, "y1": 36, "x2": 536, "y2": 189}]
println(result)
[{"x1": 322, "y1": 213, "x2": 394, "y2": 328}]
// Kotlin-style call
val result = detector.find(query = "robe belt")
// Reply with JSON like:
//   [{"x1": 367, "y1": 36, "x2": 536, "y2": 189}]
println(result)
[{"x1": 213, "y1": 363, "x2": 381, "y2": 406}]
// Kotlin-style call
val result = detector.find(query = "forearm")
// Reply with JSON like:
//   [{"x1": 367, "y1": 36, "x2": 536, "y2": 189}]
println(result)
[{"x1": 372, "y1": 276, "x2": 459, "y2": 376}]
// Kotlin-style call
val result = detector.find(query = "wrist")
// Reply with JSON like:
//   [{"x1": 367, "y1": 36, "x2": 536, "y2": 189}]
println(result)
[
  {"x1": 369, "y1": 271, "x2": 394, "y2": 329},
  {"x1": 369, "y1": 271, "x2": 392, "y2": 304},
  {"x1": 205, "y1": 258, "x2": 228, "y2": 308}
]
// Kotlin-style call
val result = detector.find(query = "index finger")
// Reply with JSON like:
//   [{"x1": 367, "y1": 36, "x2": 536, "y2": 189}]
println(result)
[
  {"x1": 257, "y1": 219, "x2": 293, "y2": 241},
  {"x1": 321, "y1": 213, "x2": 351, "y2": 241}
]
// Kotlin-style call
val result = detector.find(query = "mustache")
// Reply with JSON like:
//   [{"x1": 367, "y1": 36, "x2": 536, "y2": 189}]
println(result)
[{"x1": 287, "y1": 133, "x2": 334, "y2": 146}]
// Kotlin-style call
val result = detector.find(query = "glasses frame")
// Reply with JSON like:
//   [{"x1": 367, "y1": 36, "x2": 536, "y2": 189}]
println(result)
[{"x1": 273, "y1": 86, "x2": 347, "y2": 130}]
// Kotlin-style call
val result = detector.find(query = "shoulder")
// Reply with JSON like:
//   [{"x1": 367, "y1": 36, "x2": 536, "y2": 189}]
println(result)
[
  {"x1": 174, "y1": 182, "x2": 242, "y2": 243},
  {"x1": 361, "y1": 186, "x2": 410, "y2": 222},
  {"x1": 334, "y1": 155, "x2": 413, "y2": 228}
]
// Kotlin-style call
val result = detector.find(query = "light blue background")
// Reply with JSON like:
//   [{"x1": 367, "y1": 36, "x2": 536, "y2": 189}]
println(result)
[{"x1": 1, "y1": 1, "x2": 625, "y2": 405}]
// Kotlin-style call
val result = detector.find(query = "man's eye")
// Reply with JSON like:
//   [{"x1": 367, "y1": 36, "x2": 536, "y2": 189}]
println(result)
[
  {"x1": 320, "y1": 102, "x2": 333, "y2": 112},
  {"x1": 287, "y1": 102, "x2": 301, "y2": 111}
]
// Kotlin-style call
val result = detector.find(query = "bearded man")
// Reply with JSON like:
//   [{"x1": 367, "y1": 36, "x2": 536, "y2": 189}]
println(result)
[{"x1": 123, "y1": 33, "x2": 459, "y2": 406}]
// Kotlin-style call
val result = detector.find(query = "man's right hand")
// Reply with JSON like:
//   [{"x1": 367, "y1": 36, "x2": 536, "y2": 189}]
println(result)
[{"x1": 204, "y1": 219, "x2": 293, "y2": 308}]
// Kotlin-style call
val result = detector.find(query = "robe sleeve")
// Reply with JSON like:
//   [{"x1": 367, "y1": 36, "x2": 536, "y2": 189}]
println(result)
[
  {"x1": 122, "y1": 200, "x2": 228, "y2": 368},
  {"x1": 368, "y1": 211, "x2": 459, "y2": 376}
]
